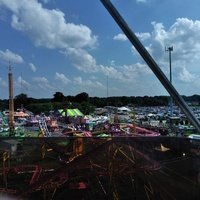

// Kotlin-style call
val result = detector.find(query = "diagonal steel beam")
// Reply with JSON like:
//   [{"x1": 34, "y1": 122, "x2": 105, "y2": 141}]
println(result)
[{"x1": 100, "y1": 0, "x2": 200, "y2": 133}]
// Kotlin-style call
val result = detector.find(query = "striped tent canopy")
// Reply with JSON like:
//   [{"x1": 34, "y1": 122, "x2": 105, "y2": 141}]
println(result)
[{"x1": 58, "y1": 109, "x2": 84, "y2": 117}]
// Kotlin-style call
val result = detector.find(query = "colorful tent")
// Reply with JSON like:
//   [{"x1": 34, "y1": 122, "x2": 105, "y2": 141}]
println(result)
[
  {"x1": 14, "y1": 111, "x2": 29, "y2": 117},
  {"x1": 73, "y1": 109, "x2": 84, "y2": 116},
  {"x1": 58, "y1": 109, "x2": 84, "y2": 117}
]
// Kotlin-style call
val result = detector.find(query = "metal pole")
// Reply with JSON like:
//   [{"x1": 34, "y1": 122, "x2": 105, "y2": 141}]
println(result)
[
  {"x1": 107, "y1": 75, "x2": 108, "y2": 100},
  {"x1": 100, "y1": 0, "x2": 200, "y2": 133},
  {"x1": 169, "y1": 48, "x2": 172, "y2": 83},
  {"x1": 166, "y1": 46, "x2": 173, "y2": 118},
  {"x1": 169, "y1": 47, "x2": 173, "y2": 118}
]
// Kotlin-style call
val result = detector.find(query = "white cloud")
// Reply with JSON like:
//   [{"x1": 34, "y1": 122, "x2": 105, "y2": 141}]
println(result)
[
  {"x1": 55, "y1": 72, "x2": 70, "y2": 85},
  {"x1": 62, "y1": 47, "x2": 150, "y2": 83},
  {"x1": 136, "y1": 32, "x2": 151, "y2": 41},
  {"x1": 136, "y1": 0, "x2": 147, "y2": 3},
  {"x1": 0, "y1": 77, "x2": 7, "y2": 87},
  {"x1": 29, "y1": 63, "x2": 37, "y2": 72},
  {"x1": 99, "y1": 65, "x2": 124, "y2": 79},
  {"x1": 132, "y1": 18, "x2": 200, "y2": 85},
  {"x1": 149, "y1": 18, "x2": 200, "y2": 62},
  {"x1": 178, "y1": 66, "x2": 196, "y2": 83},
  {"x1": 33, "y1": 76, "x2": 54, "y2": 90},
  {"x1": 16, "y1": 76, "x2": 31, "y2": 89},
  {"x1": 73, "y1": 76, "x2": 103, "y2": 89},
  {"x1": 62, "y1": 48, "x2": 125, "y2": 79},
  {"x1": 113, "y1": 33, "x2": 127, "y2": 41},
  {"x1": 0, "y1": 49, "x2": 24, "y2": 64},
  {"x1": 115, "y1": 17, "x2": 200, "y2": 96},
  {"x1": 63, "y1": 48, "x2": 98, "y2": 73},
  {"x1": 0, "y1": 0, "x2": 97, "y2": 49}
]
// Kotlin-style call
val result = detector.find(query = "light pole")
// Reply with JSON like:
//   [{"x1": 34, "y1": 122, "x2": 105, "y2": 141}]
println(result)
[{"x1": 165, "y1": 46, "x2": 173, "y2": 118}]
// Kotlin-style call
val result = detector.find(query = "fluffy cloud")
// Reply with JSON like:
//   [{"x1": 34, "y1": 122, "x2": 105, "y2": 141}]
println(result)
[
  {"x1": 149, "y1": 18, "x2": 200, "y2": 62},
  {"x1": 113, "y1": 32, "x2": 150, "y2": 42},
  {"x1": 63, "y1": 47, "x2": 146, "y2": 83},
  {"x1": 63, "y1": 47, "x2": 151, "y2": 83},
  {"x1": 114, "y1": 18, "x2": 200, "y2": 87},
  {"x1": 0, "y1": 0, "x2": 97, "y2": 49},
  {"x1": 136, "y1": 32, "x2": 151, "y2": 41},
  {"x1": 55, "y1": 72, "x2": 70, "y2": 85},
  {"x1": 0, "y1": 77, "x2": 7, "y2": 87},
  {"x1": 113, "y1": 33, "x2": 127, "y2": 41},
  {"x1": 114, "y1": 18, "x2": 200, "y2": 70},
  {"x1": 145, "y1": 18, "x2": 200, "y2": 84},
  {"x1": 0, "y1": 49, "x2": 24, "y2": 64},
  {"x1": 33, "y1": 76, "x2": 54, "y2": 90},
  {"x1": 29, "y1": 63, "x2": 37, "y2": 72},
  {"x1": 62, "y1": 49, "x2": 121, "y2": 79},
  {"x1": 178, "y1": 66, "x2": 197, "y2": 83},
  {"x1": 73, "y1": 76, "x2": 103, "y2": 89},
  {"x1": 16, "y1": 76, "x2": 31, "y2": 89},
  {"x1": 62, "y1": 48, "x2": 99, "y2": 73}
]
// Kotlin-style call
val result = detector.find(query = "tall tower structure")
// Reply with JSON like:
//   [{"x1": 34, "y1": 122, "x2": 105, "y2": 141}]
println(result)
[{"x1": 8, "y1": 63, "x2": 15, "y2": 131}]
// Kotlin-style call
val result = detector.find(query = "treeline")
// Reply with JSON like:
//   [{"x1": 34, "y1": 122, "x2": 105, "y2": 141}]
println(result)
[{"x1": 0, "y1": 92, "x2": 199, "y2": 115}]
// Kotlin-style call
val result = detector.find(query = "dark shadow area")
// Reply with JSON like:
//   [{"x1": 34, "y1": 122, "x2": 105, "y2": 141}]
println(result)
[{"x1": 0, "y1": 136, "x2": 199, "y2": 199}]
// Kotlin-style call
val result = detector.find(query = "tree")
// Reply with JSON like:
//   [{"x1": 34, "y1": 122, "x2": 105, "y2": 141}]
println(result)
[
  {"x1": 80, "y1": 102, "x2": 95, "y2": 115},
  {"x1": 52, "y1": 92, "x2": 66, "y2": 102},
  {"x1": 14, "y1": 93, "x2": 28, "y2": 109},
  {"x1": 27, "y1": 103, "x2": 52, "y2": 115},
  {"x1": 75, "y1": 92, "x2": 89, "y2": 103}
]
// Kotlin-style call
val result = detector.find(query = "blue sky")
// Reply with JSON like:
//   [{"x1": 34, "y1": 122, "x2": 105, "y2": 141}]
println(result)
[{"x1": 0, "y1": 0, "x2": 200, "y2": 99}]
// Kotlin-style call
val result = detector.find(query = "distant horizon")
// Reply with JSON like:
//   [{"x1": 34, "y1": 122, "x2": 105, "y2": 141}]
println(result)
[{"x1": 1, "y1": 92, "x2": 200, "y2": 101}]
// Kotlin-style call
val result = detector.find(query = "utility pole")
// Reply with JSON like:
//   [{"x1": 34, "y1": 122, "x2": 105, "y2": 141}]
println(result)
[{"x1": 165, "y1": 46, "x2": 173, "y2": 118}]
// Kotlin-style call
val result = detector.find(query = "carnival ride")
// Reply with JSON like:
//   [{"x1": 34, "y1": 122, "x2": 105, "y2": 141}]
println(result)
[
  {"x1": 0, "y1": 112, "x2": 7, "y2": 126},
  {"x1": 0, "y1": 136, "x2": 199, "y2": 200},
  {"x1": 38, "y1": 119, "x2": 51, "y2": 137}
]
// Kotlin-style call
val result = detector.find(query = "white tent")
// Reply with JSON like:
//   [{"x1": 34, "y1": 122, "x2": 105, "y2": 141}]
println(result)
[{"x1": 117, "y1": 107, "x2": 131, "y2": 112}]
